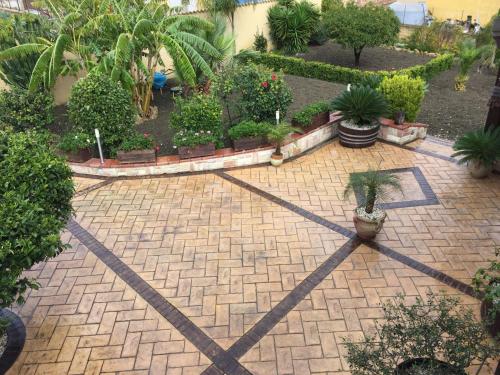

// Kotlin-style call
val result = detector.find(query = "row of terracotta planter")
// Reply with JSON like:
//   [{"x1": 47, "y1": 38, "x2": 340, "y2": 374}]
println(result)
[{"x1": 65, "y1": 111, "x2": 331, "y2": 164}]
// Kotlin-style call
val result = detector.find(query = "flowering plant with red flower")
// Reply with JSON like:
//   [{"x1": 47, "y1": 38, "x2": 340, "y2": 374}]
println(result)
[
  {"x1": 271, "y1": 74, "x2": 277, "y2": 81},
  {"x1": 261, "y1": 81, "x2": 269, "y2": 88}
]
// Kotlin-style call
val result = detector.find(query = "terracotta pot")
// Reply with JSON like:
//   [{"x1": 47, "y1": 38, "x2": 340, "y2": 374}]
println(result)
[
  {"x1": 395, "y1": 358, "x2": 466, "y2": 375},
  {"x1": 353, "y1": 209, "x2": 386, "y2": 240},
  {"x1": 232, "y1": 136, "x2": 266, "y2": 151},
  {"x1": 481, "y1": 296, "x2": 499, "y2": 338},
  {"x1": 178, "y1": 143, "x2": 216, "y2": 159},
  {"x1": 117, "y1": 149, "x2": 156, "y2": 164},
  {"x1": 66, "y1": 148, "x2": 91, "y2": 163},
  {"x1": 270, "y1": 153, "x2": 283, "y2": 167},
  {"x1": 467, "y1": 160, "x2": 492, "y2": 179},
  {"x1": 338, "y1": 121, "x2": 380, "y2": 148}
]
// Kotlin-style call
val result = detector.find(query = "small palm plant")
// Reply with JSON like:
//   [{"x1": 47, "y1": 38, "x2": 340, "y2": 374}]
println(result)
[
  {"x1": 344, "y1": 170, "x2": 401, "y2": 238},
  {"x1": 332, "y1": 85, "x2": 387, "y2": 126},
  {"x1": 452, "y1": 128, "x2": 500, "y2": 178},
  {"x1": 455, "y1": 39, "x2": 489, "y2": 91},
  {"x1": 267, "y1": 123, "x2": 301, "y2": 166}
]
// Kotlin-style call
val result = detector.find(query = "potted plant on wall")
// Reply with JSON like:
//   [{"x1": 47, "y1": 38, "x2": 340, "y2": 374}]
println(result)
[
  {"x1": 291, "y1": 101, "x2": 331, "y2": 131},
  {"x1": 343, "y1": 169, "x2": 401, "y2": 239},
  {"x1": 267, "y1": 123, "x2": 300, "y2": 167},
  {"x1": 116, "y1": 132, "x2": 156, "y2": 164},
  {"x1": 228, "y1": 121, "x2": 271, "y2": 151},
  {"x1": 332, "y1": 85, "x2": 387, "y2": 148},
  {"x1": 174, "y1": 129, "x2": 217, "y2": 159},
  {"x1": 452, "y1": 128, "x2": 500, "y2": 178},
  {"x1": 473, "y1": 248, "x2": 499, "y2": 338},
  {"x1": 58, "y1": 131, "x2": 95, "y2": 163},
  {"x1": 344, "y1": 292, "x2": 497, "y2": 375}
]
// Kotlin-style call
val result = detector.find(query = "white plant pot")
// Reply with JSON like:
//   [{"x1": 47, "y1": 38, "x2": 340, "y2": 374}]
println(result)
[
  {"x1": 467, "y1": 160, "x2": 492, "y2": 179},
  {"x1": 270, "y1": 153, "x2": 284, "y2": 167}
]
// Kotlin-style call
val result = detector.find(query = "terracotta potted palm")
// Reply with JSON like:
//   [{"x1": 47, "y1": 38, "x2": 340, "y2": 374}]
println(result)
[
  {"x1": 266, "y1": 123, "x2": 300, "y2": 167},
  {"x1": 344, "y1": 170, "x2": 401, "y2": 239},
  {"x1": 452, "y1": 128, "x2": 500, "y2": 179},
  {"x1": 332, "y1": 85, "x2": 388, "y2": 148}
]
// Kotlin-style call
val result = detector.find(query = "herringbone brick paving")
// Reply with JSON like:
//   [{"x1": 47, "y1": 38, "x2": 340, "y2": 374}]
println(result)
[{"x1": 6, "y1": 139, "x2": 499, "y2": 374}]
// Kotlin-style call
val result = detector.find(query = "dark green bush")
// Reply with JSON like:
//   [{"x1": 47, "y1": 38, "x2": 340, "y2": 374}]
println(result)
[
  {"x1": 379, "y1": 75, "x2": 426, "y2": 122},
  {"x1": 268, "y1": 0, "x2": 320, "y2": 54},
  {"x1": 241, "y1": 52, "x2": 453, "y2": 84},
  {"x1": 117, "y1": 132, "x2": 155, "y2": 152},
  {"x1": 228, "y1": 120, "x2": 272, "y2": 140},
  {"x1": 253, "y1": 31, "x2": 268, "y2": 53},
  {"x1": 234, "y1": 64, "x2": 292, "y2": 123},
  {"x1": 291, "y1": 101, "x2": 330, "y2": 127},
  {"x1": 0, "y1": 88, "x2": 54, "y2": 132},
  {"x1": 0, "y1": 130, "x2": 73, "y2": 314},
  {"x1": 406, "y1": 21, "x2": 464, "y2": 54},
  {"x1": 58, "y1": 131, "x2": 96, "y2": 153},
  {"x1": 309, "y1": 21, "x2": 329, "y2": 46},
  {"x1": 68, "y1": 71, "x2": 136, "y2": 156}
]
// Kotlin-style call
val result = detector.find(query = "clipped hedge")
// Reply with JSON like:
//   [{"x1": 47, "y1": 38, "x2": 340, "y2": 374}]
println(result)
[{"x1": 242, "y1": 52, "x2": 453, "y2": 84}]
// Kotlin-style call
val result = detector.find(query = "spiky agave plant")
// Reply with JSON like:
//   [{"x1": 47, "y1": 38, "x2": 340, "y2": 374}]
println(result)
[
  {"x1": 452, "y1": 128, "x2": 500, "y2": 167},
  {"x1": 344, "y1": 170, "x2": 401, "y2": 214},
  {"x1": 331, "y1": 86, "x2": 387, "y2": 126}
]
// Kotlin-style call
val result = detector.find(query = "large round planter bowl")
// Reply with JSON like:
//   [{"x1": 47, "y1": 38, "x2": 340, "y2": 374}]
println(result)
[
  {"x1": 481, "y1": 297, "x2": 499, "y2": 338},
  {"x1": 270, "y1": 153, "x2": 284, "y2": 167},
  {"x1": 338, "y1": 121, "x2": 380, "y2": 148},
  {"x1": 353, "y1": 209, "x2": 386, "y2": 240},
  {"x1": 395, "y1": 358, "x2": 466, "y2": 375},
  {"x1": 467, "y1": 160, "x2": 492, "y2": 179}
]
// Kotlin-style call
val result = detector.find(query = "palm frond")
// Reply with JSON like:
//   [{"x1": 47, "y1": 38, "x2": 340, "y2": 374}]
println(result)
[
  {"x1": 48, "y1": 34, "x2": 70, "y2": 87},
  {"x1": 174, "y1": 38, "x2": 214, "y2": 79},
  {"x1": 174, "y1": 31, "x2": 221, "y2": 58},
  {"x1": 452, "y1": 128, "x2": 500, "y2": 167},
  {"x1": 28, "y1": 46, "x2": 53, "y2": 91},
  {"x1": 0, "y1": 44, "x2": 48, "y2": 62},
  {"x1": 161, "y1": 34, "x2": 196, "y2": 86}
]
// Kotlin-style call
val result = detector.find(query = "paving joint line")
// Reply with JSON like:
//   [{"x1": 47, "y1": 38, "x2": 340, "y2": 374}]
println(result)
[{"x1": 66, "y1": 219, "x2": 253, "y2": 375}]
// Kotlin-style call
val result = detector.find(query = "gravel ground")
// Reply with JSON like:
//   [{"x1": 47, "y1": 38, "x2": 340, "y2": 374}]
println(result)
[{"x1": 0, "y1": 332, "x2": 7, "y2": 358}]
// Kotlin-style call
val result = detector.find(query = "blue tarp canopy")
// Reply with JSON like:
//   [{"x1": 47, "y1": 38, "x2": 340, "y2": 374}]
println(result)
[{"x1": 389, "y1": 1, "x2": 428, "y2": 26}]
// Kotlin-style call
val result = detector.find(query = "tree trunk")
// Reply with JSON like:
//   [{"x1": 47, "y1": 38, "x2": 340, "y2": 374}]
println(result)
[
  {"x1": 365, "y1": 187, "x2": 376, "y2": 214},
  {"x1": 354, "y1": 49, "x2": 362, "y2": 68}
]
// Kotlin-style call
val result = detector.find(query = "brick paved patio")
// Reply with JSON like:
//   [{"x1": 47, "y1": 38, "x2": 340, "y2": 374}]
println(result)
[{"x1": 7, "y1": 138, "x2": 500, "y2": 374}]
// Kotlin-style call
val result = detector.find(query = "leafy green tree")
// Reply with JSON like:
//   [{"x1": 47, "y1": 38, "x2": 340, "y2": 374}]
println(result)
[
  {"x1": 324, "y1": 2, "x2": 400, "y2": 67},
  {"x1": 0, "y1": 130, "x2": 73, "y2": 313}
]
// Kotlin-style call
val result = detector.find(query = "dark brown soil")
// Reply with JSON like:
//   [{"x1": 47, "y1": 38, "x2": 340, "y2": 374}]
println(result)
[{"x1": 299, "y1": 41, "x2": 431, "y2": 71}]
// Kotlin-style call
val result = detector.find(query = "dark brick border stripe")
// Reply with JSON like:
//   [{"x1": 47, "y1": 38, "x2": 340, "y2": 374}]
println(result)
[
  {"x1": 66, "y1": 219, "x2": 253, "y2": 375},
  {"x1": 216, "y1": 172, "x2": 356, "y2": 239},
  {"x1": 218, "y1": 172, "x2": 479, "y2": 299},
  {"x1": 353, "y1": 167, "x2": 440, "y2": 210},
  {"x1": 0, "y1": 309, "x2": 26, "y2": 375},
  {"x1": 201, "y1": 238, "x2": 363, "y2": 375},
  {"x1": 74, "y1": 179, "x2": 114, "y2": 197},
  {"x1": 379, "y1": 139, "x2": 457, "y2": 163}
]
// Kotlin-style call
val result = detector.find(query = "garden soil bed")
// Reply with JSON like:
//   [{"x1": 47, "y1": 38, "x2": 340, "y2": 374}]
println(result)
[{"x1": 300, "y1": 41, "x2": 432, "y2": 71}]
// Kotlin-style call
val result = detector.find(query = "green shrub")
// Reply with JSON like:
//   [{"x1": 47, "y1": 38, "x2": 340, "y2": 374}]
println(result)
[
  {"x1": 117, "y1": 132, "x2": 155, "y2": 152},
  {"x1": 68, "y1": 71, "x2": 136, "y2": 156},
  {"x1": 0, "y1": 13, "x2": 53, "y2": 89},
  {"x1": 0, "y1": 88, "x2": 54, "y2": 132},
  {"x1": 228, "y1": 120, "x2": 272, "y2": 140},
  {"x1": 0, "y1": 130, "x2": 73, "y2": 316},
  {"x1": 323, "y1": 2, "x2": 400, "y2": 66},
  {"x1": 309, "y1": 21, "x2": 329, "y2": 46},
  {"x1": 268, "y1": 0, "x2": 320, "y2": 54},
  {"x1": 58, "y1": 131, "x2": 96, "y2": 153},
  {"x1": 379, "y1": 75, "x2": 425, "y2": 122},
  {"x1": 240, "y1": 52, "x2": 453, "y2": 84},
  {"x1": 292, "y1": 101, "x2": 330, "y2": 127},
  {"x1": 234, "y1": 64, "x2": 292, "y2": 122},
  {"x1": 173, "y1": 129, "x2": 218, "y2": 148},
  {"x1": 321, "y1": 0, "x2": 342, "y2": 13},
  {"x1": 171, "y1": 94, "x2": 223, "y2": 147},
  {"x1": 253, "y1": 31, "x2": 268, "y2": 53},
  {"x1": 331, "y1": 86, "x2": 387, "y2": 126},
  {"x1": 406, "y1": 21, "x2": 464, "y2": 53}
]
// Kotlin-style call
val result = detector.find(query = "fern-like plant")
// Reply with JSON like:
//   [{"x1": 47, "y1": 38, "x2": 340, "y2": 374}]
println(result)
[
  {"x1": 332, "y1": 86, "x2": 387, "y2": 126},
  {"x1": 267, "y1": 123, "x2": 300, "y2": 155},
  {"x1": 344, "y1": 170, "x2": 401, "y2": 214},
  {"x1": 451, "y1": 128, "x2": 500, "y2": 167}
]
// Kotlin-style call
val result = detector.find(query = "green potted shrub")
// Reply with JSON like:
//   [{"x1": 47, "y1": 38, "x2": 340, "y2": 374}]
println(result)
[
  {"x1": 267, "y1": 123, "x2": 300, "y2": 167},
  {"x1": 228, "y1": 121, "x2": 272, "y2": 151},
  {"x1": 343, "y1": 170, "x2": 401, "y2": 239},
  {"x1": 331, "y1": 86, "x2": 388, "y2": 148},
  {"x1": 344, "y1": 292, "x2": 497, "y2": 375},
  {"x1": 116, "y1": 132, "x2": 156, "y2": 164},
  {"x1": 473, "y1": 248, "x2": 499, "y2": 338},
  {"x1": 452, "y1": 128, "x2": 500, "y2": 178},
  {"x1": 379, "y1": 75, "x2": 426, "y2": 125},
  {"x1": 171, "y1": 94, "x2": 222, "y2": 159},
  {"x1": 58, "y1": 131, "x2": 96, "y2": 163},
  {"x1": 291, "y1": 101, "x2": 331, "y2": 130}
]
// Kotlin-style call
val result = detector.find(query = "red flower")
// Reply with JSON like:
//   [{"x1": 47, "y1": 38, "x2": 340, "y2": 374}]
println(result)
[
  {"x1": 261, "y1": 81, "x2": 269, "y2": 88},
  {"x1": 155, "y1": 146, "x2": 160, "y2": 152},
  {"x1": 271, "y1": 74, "x2": 277, "y2": 81}
]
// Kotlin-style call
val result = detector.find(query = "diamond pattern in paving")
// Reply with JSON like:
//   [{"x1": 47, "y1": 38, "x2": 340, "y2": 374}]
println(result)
[
  {"x1": 238, "y1": 244, "x2": 495, "y2": 375},
  {"x1": 8, "y1": 232, "x2": 210, "y2": 375},
  {"x1": 227, "y1": 140, "x2": 500, "y2": 284},
  {"x1": 72, "y1": 174, "x2": 349, "y2": 349}
]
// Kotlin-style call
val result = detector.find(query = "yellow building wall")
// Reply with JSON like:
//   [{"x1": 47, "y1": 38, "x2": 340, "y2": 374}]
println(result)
[{"x1": 413, "y1": 0, "x2": 498, "y2": 24}]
